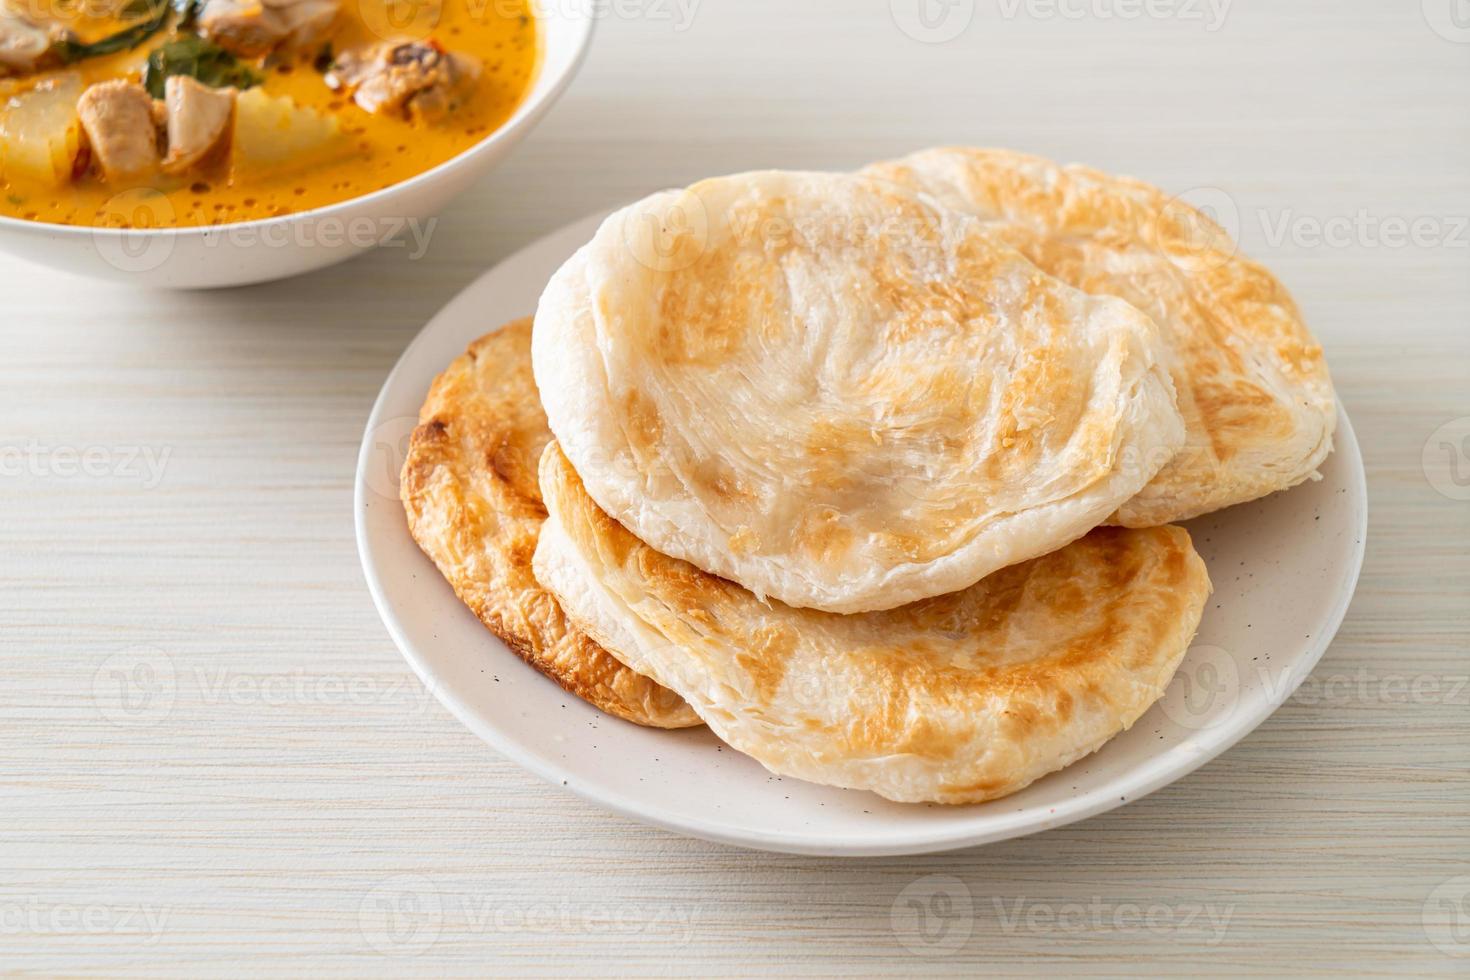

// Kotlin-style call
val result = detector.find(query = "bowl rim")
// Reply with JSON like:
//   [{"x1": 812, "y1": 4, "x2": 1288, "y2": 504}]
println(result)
[{"x1": 0, "y1": 3, "x2": 594, "y2": 239}]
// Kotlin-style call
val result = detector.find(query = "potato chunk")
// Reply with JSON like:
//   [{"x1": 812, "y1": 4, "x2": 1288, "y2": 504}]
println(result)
[
  {"x1": 231, "y1": 87, "x2": 345, "y2": 179},
  {"x1": 0, "y1": 72, "x2": 83, "y2": 185}
]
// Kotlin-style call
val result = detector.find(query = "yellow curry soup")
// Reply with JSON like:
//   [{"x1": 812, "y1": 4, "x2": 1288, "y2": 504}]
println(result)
[{"x1": 0, "y1": 0, "x2": 538, "y2": 227}]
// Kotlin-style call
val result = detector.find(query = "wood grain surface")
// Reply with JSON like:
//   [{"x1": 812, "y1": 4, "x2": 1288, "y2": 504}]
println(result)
[{"x1": 1, "y1": 1, "x2": 1467, "y2": 974}]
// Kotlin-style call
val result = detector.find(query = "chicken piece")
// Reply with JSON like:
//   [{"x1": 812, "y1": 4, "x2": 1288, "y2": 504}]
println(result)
[
  {"x1": 76, "y1": 79, "x2": 160, "y2": 180},
  {"x1": 161, "y1": 75, "x2": 234, "y2": 173},
  {"x1": 0, "y1": 11, "x2": 65, "y2": 76},
  {"x1": 198, "y1": 0, "x2": 339, "y2": 58},
  {"x1": 326, "y1": 39, "x2": 480, "y2": 122}
]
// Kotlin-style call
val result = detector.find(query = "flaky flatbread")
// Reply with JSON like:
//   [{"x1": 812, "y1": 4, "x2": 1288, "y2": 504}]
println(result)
[
  {"x1": 864, "y1": 147, "x2": 1337, "y2": 527},
  {"x1": 400, "y1": 318, "x2": 700, "y2": 729},
  {"x1": 534, "y1": 170, "x2": 1185, "y2": 613},
  {"x1": 534, "y1": 443, "x2": 1212, "y2": 805}
]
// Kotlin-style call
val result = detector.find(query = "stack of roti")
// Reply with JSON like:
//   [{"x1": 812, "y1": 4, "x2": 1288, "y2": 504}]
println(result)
[{"x1": 402, "y1": 149, "x2": 1336, "y2": 804}]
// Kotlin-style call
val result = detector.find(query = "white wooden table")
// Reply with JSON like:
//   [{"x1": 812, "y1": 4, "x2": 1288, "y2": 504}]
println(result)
[{"x1": 2, "y1": 2, "x2": 1467, "y2": 974}]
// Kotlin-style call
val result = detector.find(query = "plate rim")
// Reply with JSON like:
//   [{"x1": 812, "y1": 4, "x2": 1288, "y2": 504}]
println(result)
[{"x1": 353, "y1": 214, "x2": 1369, "y2": 857}]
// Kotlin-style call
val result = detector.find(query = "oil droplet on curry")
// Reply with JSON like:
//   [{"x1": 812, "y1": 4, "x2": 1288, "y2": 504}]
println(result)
[{"x1": 0, "y1": 0, "x2": 538, "y2": 227}]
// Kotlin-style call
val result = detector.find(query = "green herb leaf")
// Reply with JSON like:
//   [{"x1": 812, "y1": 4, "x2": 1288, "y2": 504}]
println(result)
[
  {"x1": 52, "y1": 0, "x2": 171, "y2": 62},
  {"x1": 142, "y1": 36, "x2": 260, "y2": 100}
]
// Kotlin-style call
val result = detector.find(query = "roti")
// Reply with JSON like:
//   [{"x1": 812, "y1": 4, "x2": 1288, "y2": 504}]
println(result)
[
  {"x1": 864, "y1": 147, "x2": 1338, "y2": 527},
  {"x1": 533, "y1": 169, "x2": 1185, "y2": 613},
  {"x1": 534, "y1": 443, "x2": 1212, "y2": 805},
  {"x1": 400, "y1": 318, "x2": 699, "y2": 729}
]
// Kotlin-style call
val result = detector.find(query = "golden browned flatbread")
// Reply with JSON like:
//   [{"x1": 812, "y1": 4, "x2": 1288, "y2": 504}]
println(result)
[
  {"x1": 400, "y1": 318, "x2": 700, "y2": 729},
  {"x1": 534, "y1": 170, "x2": 1184, "y2": 614},
  {"x1": 534, "y1": 443, "x2": 1212, "y2": 805},
  {"x1": 864, "y1": 147, "x2": 1338, "y2": 528}
]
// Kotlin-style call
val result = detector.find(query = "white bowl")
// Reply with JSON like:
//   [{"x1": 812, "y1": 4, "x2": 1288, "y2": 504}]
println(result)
[
  {"x1": 355, "y1": 211, "x2": 1370, "y2": 856},
  {"x1": 0, "y1": 5, "x2": 593, "y2": 289}
]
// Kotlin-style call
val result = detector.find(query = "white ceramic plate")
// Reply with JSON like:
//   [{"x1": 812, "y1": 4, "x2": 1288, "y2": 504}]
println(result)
[{"x1": 355, "y1": 212, "x2": 1368, "y2": 857}]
